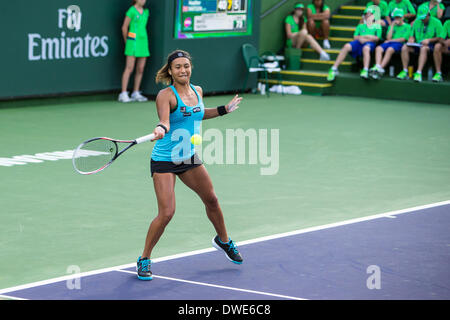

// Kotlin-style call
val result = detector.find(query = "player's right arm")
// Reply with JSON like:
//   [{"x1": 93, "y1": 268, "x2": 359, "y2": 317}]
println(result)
[{"x1": 152, "y1": 89, "x2": 174, "y2": 140}]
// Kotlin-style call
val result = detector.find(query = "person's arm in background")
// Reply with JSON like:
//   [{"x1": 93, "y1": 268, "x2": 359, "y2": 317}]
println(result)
[
  {"x1": 404, "y1": 0, "x2": 416, "y2": 21},
  {"x1": 285, "y1": 21, "x2": 295, "y2": 40},
  {"x1": 310, "y1": 8, "x2": 330, "y2": 20},
  {"x1": 122, "y1": 16, "x2": 131, "y2": 44},
  {"x1": 436, "y1": 3, "x2": 444, "y2": 19}
]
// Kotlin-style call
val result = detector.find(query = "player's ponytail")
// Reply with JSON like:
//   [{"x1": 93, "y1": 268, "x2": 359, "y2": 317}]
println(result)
[{"x1": 155, "y1": 63, "x2": 172, "y2": 85}]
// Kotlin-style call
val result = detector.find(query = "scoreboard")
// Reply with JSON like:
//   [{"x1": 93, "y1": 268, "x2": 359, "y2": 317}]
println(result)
[{"x1": 174, "y1": 0, "x2": 253, "y2": 39}]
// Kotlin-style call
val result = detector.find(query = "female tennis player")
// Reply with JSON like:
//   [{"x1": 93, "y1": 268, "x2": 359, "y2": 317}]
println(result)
[
  {"x1": 119, "y1": 0, "x2": 150, "y2": 103},
  {"x1": 136, "y1": 50, "x2": 244, "y2": 280}
]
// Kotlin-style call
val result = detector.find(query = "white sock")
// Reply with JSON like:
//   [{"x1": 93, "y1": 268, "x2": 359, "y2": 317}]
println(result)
[
  {"x1": 332, "y1": 66, "x2": 338, "y2": 71},
  {"x1": 416, "y1": 71, "x2": 422, "y2": 74}
]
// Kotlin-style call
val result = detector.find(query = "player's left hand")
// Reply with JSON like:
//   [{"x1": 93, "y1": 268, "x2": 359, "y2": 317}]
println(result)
[{"x1": 226, "y1": 94, "x2": 243, "y2": 113}]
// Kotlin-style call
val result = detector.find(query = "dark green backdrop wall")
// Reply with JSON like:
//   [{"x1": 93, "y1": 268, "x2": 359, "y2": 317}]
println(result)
[
  {"x1": 144, "y1": 1, "x2": 261, "y2": 96},
  {"x1": 0, "y1": 0, "x2": 261, "y2": 100},
  {"x1": 0, "y1": 0, "x2": 129, "y2": 99}
]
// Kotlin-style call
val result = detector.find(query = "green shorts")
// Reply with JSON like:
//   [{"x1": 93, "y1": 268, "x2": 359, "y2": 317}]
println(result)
[{"x1": 125, "y1": 37, "x2": 150, "y2": 57}]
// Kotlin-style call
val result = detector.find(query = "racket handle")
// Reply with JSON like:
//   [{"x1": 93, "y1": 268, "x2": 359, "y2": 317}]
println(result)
[{"x1": 135, "y1": 133, "x2": 156, "y2": 144}]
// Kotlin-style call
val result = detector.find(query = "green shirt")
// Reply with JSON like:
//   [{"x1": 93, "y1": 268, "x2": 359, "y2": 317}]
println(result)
[
  {"x1": 306, "y1": 4, "x2": 330, "y2": 27},
  {"x1": 387, "y1": 22, "x2": 411, "y2": 40},
  {"x1": 285, "y1": 15, "x2": 306, "y2": 47},
  {"x1": 366, "y1": 1, "x2": 390, "y2": 18},
  {"x1": 306, "y1": 4, "x2": 330, "y2": 15},
  {"x1": 417, "y1": 2, "x2": 445, "y2": 19},
  {"x1": 388, "y1": 0, "x2": 416, "y2": 17},
  {"x1": 440, "y1": 20, "x2": 450, "y2": 39},
  {"x1": 285, "y1": 14, "x2": 304, "y2": 34},
  {"x1": 409, "y1": 16, "x2": 443, "y2": 43},
  {"x1": 126, "y1": 6, "x2": 149, "y2": 40},
  {"x1": 354, "y1": 22, "x2": 382, "y2": 38}
]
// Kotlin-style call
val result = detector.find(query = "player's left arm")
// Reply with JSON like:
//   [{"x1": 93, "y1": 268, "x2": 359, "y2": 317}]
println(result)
[{"x1": 200, "y1": 86, "x2": 243, "y2": 120}]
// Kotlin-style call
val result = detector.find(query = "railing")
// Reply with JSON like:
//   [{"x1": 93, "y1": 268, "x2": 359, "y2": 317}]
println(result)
[{"x1": 260, "y1": 0, "x2": 289, "y2": 19}]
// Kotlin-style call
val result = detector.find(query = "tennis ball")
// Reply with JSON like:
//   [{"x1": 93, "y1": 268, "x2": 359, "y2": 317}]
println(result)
[{"x1": 190, "y1": 134, "x2": 202, "y2": 145}]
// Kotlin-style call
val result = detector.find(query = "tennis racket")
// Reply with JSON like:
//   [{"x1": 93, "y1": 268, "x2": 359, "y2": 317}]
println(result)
[{"x1": 72, "y1": 133, "x2": 155, "y2": 175}]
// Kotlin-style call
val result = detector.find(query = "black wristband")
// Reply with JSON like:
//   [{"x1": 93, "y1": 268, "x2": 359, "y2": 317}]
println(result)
[
  {"x1": 157, "y1": 124, "x2": 168, "y2": 133},
  {"x1": 217, "y1": 105, "x2": 227, "y2": 116}
]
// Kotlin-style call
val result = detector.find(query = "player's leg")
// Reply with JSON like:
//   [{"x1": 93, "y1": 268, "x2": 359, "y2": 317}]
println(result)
[
  {"x1": 137, "y1": 172, "x2": 176, "y2": 280},
  {"x1": 178, "y1": 165, "x2": 228, "y2": 242},
  {"x1": 178, "y1": 165, "x2": 243, "y2": 264}
]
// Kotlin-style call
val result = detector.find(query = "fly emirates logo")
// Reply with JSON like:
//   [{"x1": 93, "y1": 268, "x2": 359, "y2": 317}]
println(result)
[{"x1": 28, "y1": 5, "x2": 109, "y2": 61}]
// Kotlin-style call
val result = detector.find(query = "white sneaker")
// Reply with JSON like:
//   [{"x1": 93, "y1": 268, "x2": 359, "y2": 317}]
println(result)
[
  {"x1": 323, "y1": 39, "x2": 331, "y2": 49},
  {"x1": 118, "y1": 91, "x2": 131, "y2": 103},
  {"x1": 131, "y1": 91, "x2": 148, "y2": 102},
  {"x1": 319, "y1": 51, "x2": 330, "y2": 61}
]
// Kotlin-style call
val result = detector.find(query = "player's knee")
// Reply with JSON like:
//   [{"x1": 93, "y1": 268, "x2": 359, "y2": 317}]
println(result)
[
  {"x1": 204, "y1": 193, "x2": 219, "y2": 210},
  {"x1": 159, "y1": 207, "x2": 175, "y2": 223},
  {"x1": 343, "y1": 43, "x2": 351, "y2": 51},
  {"x1": 322, "y1": 19, "x2": 330, "y2": 27}
]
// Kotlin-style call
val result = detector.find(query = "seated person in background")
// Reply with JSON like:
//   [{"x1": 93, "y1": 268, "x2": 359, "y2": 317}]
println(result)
[
  {"x1": 369, "y1": 9, "x2": 411, "y2": 79},
  {"x1": 327, "y1": 8, "x2": 381, "y2": 81},
  {"x1": 431, "y1": 19, "x2": 450, "y2": 82},
  {"x1": 417, "y1": 0, "x2": 445, "y2": 20},
  {"x1": 365, "y1": 0, "x2": 391, "y2": 27},
  {"x1": 306, "y1": 0, "x2": 331, "y2": 49},
  {"x1": 396, "y1": 6, "x2": 443, "y2": 82},
  {"x1": 285, "y1": 3, "x2": 330, "y2": 60},
  {"x1": 440, "y1": 19, "x2": 450, "y2": 55},
  {"x1": 388, "y1": 0, "x2": 416, "y2": 22}
]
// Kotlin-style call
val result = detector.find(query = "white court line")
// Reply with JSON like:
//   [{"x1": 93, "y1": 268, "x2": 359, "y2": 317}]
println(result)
[
  {"x1": 1, "y1": 199, "x2": 449, "y2": 297},
  {"x1": 0, "y1": 294, "x2": 27, "y2": 300},
  {"x1": 116, "y1": 269, "x2": 306, "y2": 300}
]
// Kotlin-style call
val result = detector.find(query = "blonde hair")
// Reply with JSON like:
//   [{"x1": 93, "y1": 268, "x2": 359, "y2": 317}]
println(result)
[{"x1": 155, "y1": 50, "x2": 193, "y2": 85}]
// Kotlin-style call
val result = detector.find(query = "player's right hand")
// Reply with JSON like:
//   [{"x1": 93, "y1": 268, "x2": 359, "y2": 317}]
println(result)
[{"x1": 152, "y1": 126, "x2": 166, "y2": 141}]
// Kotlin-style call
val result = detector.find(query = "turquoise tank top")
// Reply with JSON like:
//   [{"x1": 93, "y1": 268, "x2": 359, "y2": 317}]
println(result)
[{"x1": 151, "y1": 84, "x2": 205, "y2": 163}]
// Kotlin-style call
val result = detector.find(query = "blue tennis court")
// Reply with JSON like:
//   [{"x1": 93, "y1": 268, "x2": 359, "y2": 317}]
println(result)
[{"x1": 1, "y1": 201, "x2": 449, "y2": 301}]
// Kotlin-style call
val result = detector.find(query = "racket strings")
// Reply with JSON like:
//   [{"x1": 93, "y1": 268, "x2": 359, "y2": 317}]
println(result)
[{"x1": 73, "y1": 139, "x2": 117, "y2": 174}]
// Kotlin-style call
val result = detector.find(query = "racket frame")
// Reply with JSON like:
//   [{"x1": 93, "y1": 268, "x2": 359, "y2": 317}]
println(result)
[{"x1": 72, "y1": 133, "x2": 155, "y2": 175}]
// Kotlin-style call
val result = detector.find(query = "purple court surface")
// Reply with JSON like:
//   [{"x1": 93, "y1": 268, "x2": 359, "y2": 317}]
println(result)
[{"x1": 1, "y1": 202, "x2": 449, "y2": 300}]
